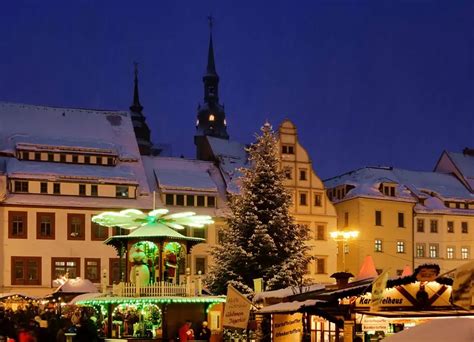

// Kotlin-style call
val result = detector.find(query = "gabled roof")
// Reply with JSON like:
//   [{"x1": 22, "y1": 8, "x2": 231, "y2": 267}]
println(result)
[
  {"x1": 324, "y1": 166, "x2": 473, "y2": 202},
  {"x1": 141, "y1": 156, "x2": 227, "y2": 198}
]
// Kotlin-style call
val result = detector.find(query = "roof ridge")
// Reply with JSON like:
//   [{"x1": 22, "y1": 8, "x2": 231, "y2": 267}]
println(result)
[{"x1": 0, "y1": 101, "x2": 128, "y2": 115}]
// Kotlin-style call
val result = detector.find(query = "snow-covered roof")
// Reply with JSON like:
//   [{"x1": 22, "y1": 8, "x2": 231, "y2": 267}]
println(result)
[
  {"x1": 142, "y1": 156, "x2": 227, "y2": 199},
  {"x1": 253, "y1": 284, "x2": 326, "y2": 302},
  {"x1": 258, "y1": 299, "x2": 324, "y2": 314},
  {"x1": 0, "y1": 102, "x2": 137, "y2": 158},
  {"x1": 325, "y1": 167, "x2": 474, "y2": 202},
  {"x1": 446, "y1": 151, "x2": 474, "y2": 190},
  {"x1": 207, "y1": 136, "x2": 248, "y2": 193},
  {"x1": 0, "y1": 102, "x2": 151, "y2": 207},
  {"x1": 55, "y1": 278, "x2": 98, "y2": 294},
  {"x1": 6, "y1": 159, "x2": 137, "y2": 184}
]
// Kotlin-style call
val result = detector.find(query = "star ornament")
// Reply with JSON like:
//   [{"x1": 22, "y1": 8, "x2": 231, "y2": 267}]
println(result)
[{"x1": 92, "y1": 208, "x2": 213, "y2": 230}]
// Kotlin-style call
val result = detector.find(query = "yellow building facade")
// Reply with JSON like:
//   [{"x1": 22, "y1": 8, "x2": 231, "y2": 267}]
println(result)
[
  {"x1": 325, "y1": 165, "x2": 474, "y2": 277},
  {"x1": 278, "y1": 120, "x2": 338, "y2": 283}
]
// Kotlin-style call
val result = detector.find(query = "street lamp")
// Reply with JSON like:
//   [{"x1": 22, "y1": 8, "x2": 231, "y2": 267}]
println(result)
[{"x1": 330, "y1": 230, "x2": 359, "y2": 272}]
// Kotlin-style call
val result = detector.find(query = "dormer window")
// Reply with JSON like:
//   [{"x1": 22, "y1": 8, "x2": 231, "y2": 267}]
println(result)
[
  {"x1": 209, "y1": 114, "x2": 215, "y2": 122},
  {"x1": 380, "y1": 183, "x2": 396, "y2": 197}
]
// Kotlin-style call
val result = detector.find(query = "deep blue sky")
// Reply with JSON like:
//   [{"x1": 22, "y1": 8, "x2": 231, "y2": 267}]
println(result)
[{"x1": 0, "y1": 1, "x2": 472, "y2": 179}]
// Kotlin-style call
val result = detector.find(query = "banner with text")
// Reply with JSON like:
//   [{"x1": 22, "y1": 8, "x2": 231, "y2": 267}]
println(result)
[
  {"x1": 222, "y1": 285, "x2": 252, "y2": 329},
  {"x1": 273, "y1": 313, "x2": 303, "y2": 342}
]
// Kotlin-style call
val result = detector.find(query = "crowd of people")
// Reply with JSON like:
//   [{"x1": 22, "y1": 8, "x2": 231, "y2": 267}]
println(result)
[{"x1": 0, "y1": 306, "x2": 103, "y2": 342}]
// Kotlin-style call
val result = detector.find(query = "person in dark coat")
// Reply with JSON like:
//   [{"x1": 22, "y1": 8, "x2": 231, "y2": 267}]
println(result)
[{"x1": 196, "y1": 321, "x2": 211, "y2": 341}]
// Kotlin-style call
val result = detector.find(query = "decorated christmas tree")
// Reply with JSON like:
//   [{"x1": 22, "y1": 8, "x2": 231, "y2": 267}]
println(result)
[{"x1": 207, "y1": 122, "x2": 312, "y2": 294}]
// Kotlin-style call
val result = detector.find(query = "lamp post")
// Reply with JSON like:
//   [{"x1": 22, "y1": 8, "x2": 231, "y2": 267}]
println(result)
[{"x1": 330, "y1": 230, "x2": 359, "y2": 272}]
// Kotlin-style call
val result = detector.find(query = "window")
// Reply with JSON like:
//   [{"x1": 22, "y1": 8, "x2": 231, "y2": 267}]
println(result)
[
  {"x1": 91, "y1": 185, "x2": 98, "y2": 197},
  {"x1": 85, "y1": 258, "x2": 101, "y2": 283},
  {"x1": 283, "y1": 167, "x2": 292, "y2": 180},
  {"x1": 209, "y1": 114, "x2": 215, "y2": 121},
  {"x1": 396, "y1": 269, "x2": 403, "y2": 276},
  {"x1": 186, "y1": 195, "x2": 195, "y2": 207},
  {"x1": 60, "y1": 154, "x2": 66, "y2": 163},
  {"x1": 380, "y1": 184, "x2": 396, "y2": 197},
  {"x1": 40, "y1": 182, "x2": 48, "y2": 194},
  {"x1": 430, "y1": 220, "x2": 438, "y2": 233},
  {"x1": 96, "y1": 156, "x2": 102, "y2": 165},
  {"x1": 207, "y1": 196, "x2": 215, "y2": 207},
  {"x1": 447, "y1": 221, "x2": 454, "y2": 233},
  {"x1": 316, "y1": 225, "x2": 325, "y2": 240},
  {"x1": 84, "y1": 156, "x2": 90, "y2": 164},
  {"x1": 282, "y1": 145, "x2": 294, "y2": 154},
  {"x1": 299, "y1": 169, "x2": 307, "y2": 181},
  {"x1": 375, "y1": 211, "x2": 382, "y2": 226},
  {"x1": 107, "y1": 157, "x2": 114, "y2": 166},
  {"x1": 398, "y1": 213, "x2": 405, "y2": 228},
  {"x1": 72, "y1": 155, "x2": 78, "y2": 163},
  {"x1": 116, "y1": 186, "x2": 129, "y2": 198},
  {"x1": 193, "y1": 228, "x2": 206, "y2": 240},
  {"x1": 92, "y1": 221, "x2": 108, "y2": 239},
  {"x1": 374, "y1": 239, "x2": 383, "y2": 252},
  {"x1": 416, "y1": 243, "x2": 425, "y2": 257},
  {"x1": 195, "y1": 257, "x2": 207, "y2": 275},
  {"x1": 197, "y1": 195, "x2": 205, "y2": 207},
  {"x1": 462, "y1": 222, "x2": 468, "y2": 234},
  {"x1": 52, "y1": 258, "x2": 80, "y2": 280},
  {"x1": 344, "y1": 212, "x2": 349, "y2": 227},
  {"x1": 79, "y1": 184, "x2": 86, "y2": 196},
  {"x1": 397, "y1": 241, "x2": 405, "y2": 253},
  {"x1": 314, "y1": 194, "x2": 322, "y2": 207},
  {"x1": 34, "y1": 152, "x2": 41, "y2": 161},
  {"x1": 9, "y1": 211, "x2": 28, "y2": 239},
  {"x1": 165, "y1": 194, "x2": 174, "y2": 205},
  {"x1": 176, "y1": 194, "x2": 184, "y2": 206},
  {"x1": 316, "y1": 258, "x2": 326, "y2": 274},
  {"x1": 299, "y1": 193, "x2": 307, "y2": 206},
  {"x1": 417, "y1": 219, "x2": 425, "y2": 233},
  {"x1": 112, "y1": 227, "x2": 129, "y2": 236},
  {"x1": 68, "y1": 214, "x2": 85, "y2": 240},
  {"x1": 48, "y1": 153, "x2": 54, "y2": 162},
  {"x1": 343, "y1": 244, "x2": 349, "y2": 254},
  {"x1": 14, "y1": 181, "x2": 29, "y2": 193},
  {"x1": 217, "y1": 228, "x2": 225, "y2": 244},
  {"x1": 37, "y1": 212, "x2": 55, "y2": 239},
  {"x1": 461, "y1": 247, "x2": 469, "y2": 260},
  {"x1": 429, "y1": 244, "x2": 439, "y2": 258},
  {"x1": 109, "y1": 258, "x2": 125, "y2": 285},
  {"x1": 91, "y1": 222, "x2": 108, "y2": 241},
  {"x1": 53, "y1": 183, "x2": 61, "y2": 194},
  {"x1": 11, "y1": 256, "x2": 41, "y2": 285},
  {"x1": 446, "y1": 247, "x2": 455, "y2": 259}
]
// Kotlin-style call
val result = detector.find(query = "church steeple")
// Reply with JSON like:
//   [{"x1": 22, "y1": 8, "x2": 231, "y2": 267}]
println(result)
[
  {"x1": 195, "y1": 16, "x2": 229, "y2": 160},
  {"x1": 130, "y1": 62, "x2": 152, "y2": 155},
  {"x1": 130, "y1": 63, "x2": 143, "y2": 113}
]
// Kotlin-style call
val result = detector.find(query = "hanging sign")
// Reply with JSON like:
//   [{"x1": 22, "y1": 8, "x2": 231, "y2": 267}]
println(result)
[
  {"x1": 222, "y1": 285, "x2": 252, "y2": 329},
  {"x1": 273, "y1": 313, "x2": 303, "y2": 342}
]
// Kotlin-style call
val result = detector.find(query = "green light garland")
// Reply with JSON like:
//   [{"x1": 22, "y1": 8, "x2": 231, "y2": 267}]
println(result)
[{"x1": 77, "y1": 296, "x2": 226, "y2": 306}]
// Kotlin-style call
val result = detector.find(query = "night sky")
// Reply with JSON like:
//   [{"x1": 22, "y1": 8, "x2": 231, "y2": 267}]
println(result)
[{"x1": 0, "y1": 1, "x2": 472, "y2": 179}]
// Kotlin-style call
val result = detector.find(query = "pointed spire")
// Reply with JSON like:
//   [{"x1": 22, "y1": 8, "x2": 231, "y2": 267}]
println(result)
[
  {"x1": 206, "y1": 15, "x2": 217, "y2": 75},
  {"x1": 130, "y1": 62, "x2": 143, "y2": 113}
]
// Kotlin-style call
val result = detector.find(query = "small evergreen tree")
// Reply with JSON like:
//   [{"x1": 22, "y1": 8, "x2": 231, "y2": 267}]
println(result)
[{"x1": 207, "y1": 122, "x2": 312, "y2": 294}]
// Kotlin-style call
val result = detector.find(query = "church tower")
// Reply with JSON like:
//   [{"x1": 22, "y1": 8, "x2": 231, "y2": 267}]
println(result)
[
  {"x1": 195, "y1": 17, "x2": 229, "y2": 159},
  {"x1": 130, "y1": 63, "x2": 152, "y2": 155}
]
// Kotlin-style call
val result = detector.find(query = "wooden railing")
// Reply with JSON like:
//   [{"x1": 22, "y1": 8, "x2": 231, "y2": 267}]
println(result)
[{"x1": 112, "y1": 281, "x2": 195, "y2": 297}]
